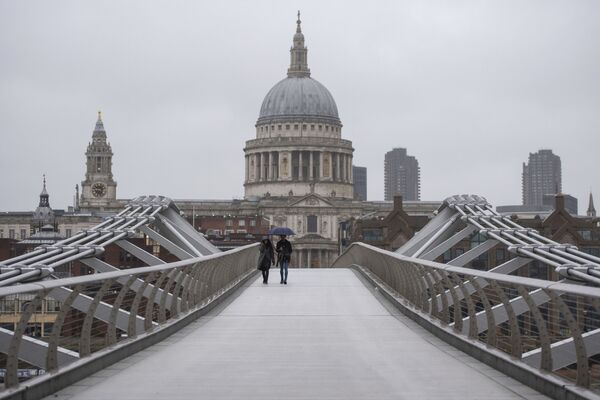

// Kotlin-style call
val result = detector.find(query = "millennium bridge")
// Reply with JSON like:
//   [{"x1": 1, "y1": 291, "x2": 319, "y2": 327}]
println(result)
[{"x1": 0, "y1": 195, "x2": 599, "y2": 399}]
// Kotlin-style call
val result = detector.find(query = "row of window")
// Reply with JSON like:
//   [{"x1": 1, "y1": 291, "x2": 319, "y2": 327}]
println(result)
[
  {"x1": 224, "y1": 219, "x2": 257, "y2": 227},
  {"x1": 0, "y1": 229, "x2": 28, "y2": 240},
  {"x1": 0, "y1": 228, "x2": 73, "y2": 239},
  {"x1": 205, "y1": 229, "x2": 247, "y2": 236},
  {"x1": 0, "y1": 298, "x2": 61, "y2": 313},
  {"x1": 260, "y1": 124, "x2": 340, "y2": 133}
]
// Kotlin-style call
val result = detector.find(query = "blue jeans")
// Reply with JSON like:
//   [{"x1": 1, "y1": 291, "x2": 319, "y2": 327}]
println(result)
[{"x1": 280, "y1": 259, "x2": 289, "y2": 282}]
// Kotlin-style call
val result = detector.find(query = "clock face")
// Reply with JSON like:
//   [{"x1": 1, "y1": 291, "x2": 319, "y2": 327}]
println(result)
[{"x1": 92, "y1": 182, "x2": 107, "y2": 198}]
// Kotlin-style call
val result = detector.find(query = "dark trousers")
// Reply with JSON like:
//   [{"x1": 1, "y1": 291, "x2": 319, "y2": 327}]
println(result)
[
  {"x1": 262, "y1": 269, "x2": 269, "y2": 283},
  {"x1": 280, "y1": 259, "x2": 289, "y2": 283}
]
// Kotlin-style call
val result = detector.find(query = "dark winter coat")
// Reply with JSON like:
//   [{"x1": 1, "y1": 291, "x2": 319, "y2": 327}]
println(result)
[
  {"x1": 276, "y1": 238, "x2": 293, "y2": 265},
  {"x1": 257, "y1": 240, "x2": 274, "y2": 271}
]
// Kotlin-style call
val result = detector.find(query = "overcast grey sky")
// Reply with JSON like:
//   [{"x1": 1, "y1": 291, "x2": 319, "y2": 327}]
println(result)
[{"x1": 1, "y1": 1, "x2": 599, "y2": 212}]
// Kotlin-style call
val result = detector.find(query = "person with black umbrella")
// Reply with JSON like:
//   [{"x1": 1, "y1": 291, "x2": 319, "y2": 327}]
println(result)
[{"x1": 275, "y1": 234, "x2": 292, "y2": 284}]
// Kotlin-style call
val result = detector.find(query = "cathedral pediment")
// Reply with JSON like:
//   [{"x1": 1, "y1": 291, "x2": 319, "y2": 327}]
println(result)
[{"x1": 289, "y1": 194, "x2": 333, "y2": 208}]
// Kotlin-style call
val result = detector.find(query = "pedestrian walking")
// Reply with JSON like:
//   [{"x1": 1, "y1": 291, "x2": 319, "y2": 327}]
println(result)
[
  {"x1": 257, "y1": 236, "x2": 274, "y2": 284},
  {"x1": 276, "y1": 234, "x2": 292, "y2": 284}
]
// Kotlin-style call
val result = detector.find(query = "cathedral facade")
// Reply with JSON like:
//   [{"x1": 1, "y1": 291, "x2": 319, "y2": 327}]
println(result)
[
  {"x1": 234, "y1": 14, "x2": 360, "y2": 266},
  {"x1": 244, "y1": 14, "x2": 354, "y2": 200}
]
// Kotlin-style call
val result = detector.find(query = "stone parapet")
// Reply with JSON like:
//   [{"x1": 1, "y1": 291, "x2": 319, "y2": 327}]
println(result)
[{"x1": 245, "y1": 136, "x2": 353, "y2": 151}]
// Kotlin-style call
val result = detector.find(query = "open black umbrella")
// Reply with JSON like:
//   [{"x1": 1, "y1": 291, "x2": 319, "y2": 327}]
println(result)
[{"x1": 267, "y1": 227, "x2": 296, "y2": 236}]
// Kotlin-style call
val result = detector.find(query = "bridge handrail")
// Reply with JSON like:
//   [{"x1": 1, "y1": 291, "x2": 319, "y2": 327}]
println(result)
[
  {"x1": 0, "y1": 242, "x2": 260, "y2": 393},
  {"x1": 335, "y1": 242, "x2": 600, "y2": 298},
  {"x1": 0, "y1": 243, "x2": 257, "y2": 298},
  {"x1": 333, "y1": 242, "x2": 600, "y2": 391}
]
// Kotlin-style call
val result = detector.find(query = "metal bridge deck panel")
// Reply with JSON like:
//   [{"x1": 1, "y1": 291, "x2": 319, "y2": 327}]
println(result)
[{"x1": 46, "y1": 269, "x2": 548, "y2": 400}]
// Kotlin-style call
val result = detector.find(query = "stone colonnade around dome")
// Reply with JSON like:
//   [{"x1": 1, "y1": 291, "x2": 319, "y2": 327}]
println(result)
[
  {"x1": 244, "y1": 138, "x2": 354, "y2": 198},
  {"x1": 245, "y1": 150, "x2": 353, "y2": 183}
]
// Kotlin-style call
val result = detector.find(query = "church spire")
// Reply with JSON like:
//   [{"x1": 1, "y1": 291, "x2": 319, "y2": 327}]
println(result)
[
  {"x1": 39, "y1": 174, "x2": 49, "y2": 207},
  {"x1": 588, "y1": 191, "x2": 596, "y2": 217},
  {"x1": 94, "y1": 110, "x2": 105, "y2": 133},
  {"x1": 92, "y1": 110, "x2": 107, "y2": 141},
  {"x1": 287, "y1": 11, "x2": 310, "y2": 78}
]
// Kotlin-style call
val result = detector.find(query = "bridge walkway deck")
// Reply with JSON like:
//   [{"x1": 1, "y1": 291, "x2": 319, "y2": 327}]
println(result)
[{"x1": 45, "y1": 269, "x2": 549, "y2": 400}]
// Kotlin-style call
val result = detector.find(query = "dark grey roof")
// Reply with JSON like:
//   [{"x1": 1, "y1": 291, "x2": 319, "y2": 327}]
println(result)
[
  {"x1": 19, "y1": 228, "x2": 64, "y2": 245},
  {"x1": 257, "y1": 77, "x2": 340, "y2": 125}
]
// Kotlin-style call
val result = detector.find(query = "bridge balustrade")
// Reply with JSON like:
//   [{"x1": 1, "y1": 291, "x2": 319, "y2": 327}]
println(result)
[
  {"x1": 333, "y1": 242, "x2": 600, "y2": 392},
  {"x1": 0, "y1": 243, "x2": 258, "y2": 393}
]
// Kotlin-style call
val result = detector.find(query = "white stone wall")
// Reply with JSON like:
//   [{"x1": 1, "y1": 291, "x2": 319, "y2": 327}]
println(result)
[
  {"x1": 256, "y1": 122, "x2": 341, "y2": 139},
  {"x1": 245, "y1": 181, "x2": 353, "y2": 199},
  {"x1": 0, "y1": 223, "x2": 31, "y2": 240},
  {"x1": 58, "y1": 221, "x2": 97, "y2": 238}
]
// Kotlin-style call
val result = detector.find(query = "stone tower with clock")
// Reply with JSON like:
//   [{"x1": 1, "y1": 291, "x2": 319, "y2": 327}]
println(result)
[{"x1": 80, "y1": 112, "x2": 119, "y2": 211}]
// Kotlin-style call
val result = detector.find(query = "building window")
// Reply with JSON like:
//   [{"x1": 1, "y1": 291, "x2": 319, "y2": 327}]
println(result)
[
  {"x1": 20, "y1": 229, "x2": 26, "y2": 240},
  {"x1": 286, "y1": 124, "x2": 290, "y2": 130},
  {"x1": 0, "y1": 229, "x2": 3, "y2": 238},
  {"x1": 9, "y1": 229, "x2": 15, "y2": 239},
  {"x1": 278, "y1": 125, "x2": 282, "y2": 131},
  {"x1": 302, "y1": 124, "x2": 307, "y2": 130},
  {"x1": 582, "y1": 247, "x2": 600, "y2": 257},
  {"x1": 249, "y1": 220, "x2": 257, "y2": 227},
  {"x1": 311, "y1": 125, "x2": 315, "y2": 131},
  {"x1": 362, "y1": 228, "x2": 384, "y2": 242},
  {"x1": 260, "y1": 127, "x2": 263, "y2": 132},
  {"x1": 66, "y1": 229, "x2": 72, "y2": 238},
  {"x1": 496, "y1": 248, "x2": 506, "y2": 263},
  {"x1": 318, "y1": 125, "x2": 322, "y2": 131},
  {"x1": 578, "y1": 230, "x2": 592, "y2": 241},
  {"x1": 307, "y1": 215, "x2": 318, "y2": 233},
  {"x1": 442, "y1": 249, "x2": 453, "y2": 263},
  {"x1": 271, "y1": 125, "x2": 275, "y2": 131},
  {"x1": 238, "y1": 219, "x2": 246, "y2": 227},
  {"x1": 470, "y1": 233, "x2": 486, "y2": 248},
  {"x1": 294, "y1": 124, "x2": 299, "y2": 130},
  {"x1": 225, "y1": 219, "x2": 233, "y2": 227},
  {"x1": 325, "y1": 126, "x2": 329, "y2": 131}
]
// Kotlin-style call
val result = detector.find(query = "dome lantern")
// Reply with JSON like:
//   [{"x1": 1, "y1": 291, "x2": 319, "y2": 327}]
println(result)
[{"x1": 288, "y1": 11, "x2": 310, "y2": 78}]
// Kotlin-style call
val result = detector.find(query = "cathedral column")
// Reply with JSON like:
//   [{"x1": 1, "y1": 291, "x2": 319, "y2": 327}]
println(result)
[
  {"x1": 245, "y1": 155, "x2": 249, "y2": 182},
  {"x1": 342, "y1": 154, "x2": 347, "y2": 182},
  {"x1": 318, "y1": 250, "x2": 323, "y2": 268},
  {"x1": 307, "y1": 249, "x2": 312, "y2": 268},
  {"x1": 348, "y1": 155, "x2": 354, "y2": 182},
  {"x1": 298, "y1": 151, "x2": 303, "y2": 180},
  {"x1": 254, "y1": 154, "x2": 259, "y2": 182},
  {"x1": 344, "y1": 154, "x2": 349, "y2": 182},
  {"x1": 319, "y1": 153, "x2": 324, "y2": 180},
  {"x1": 268, "y1": 152, "x2": 273, "y2": 180},
  {"x1": 346, "y1": 154, "x2": 351, "y2": 182},
  {"x1": 309, "y1": 152, "x2": 314, "y2": 180},
  {"x1": 336, "y1": 153, "x2": 341, "y2": 182},
  {"x1": 260, "y1": 153, "x2": 266, "y2": 181},
  {"x1": 329, "y1": 153, "x2": 333, "y2": 179}
]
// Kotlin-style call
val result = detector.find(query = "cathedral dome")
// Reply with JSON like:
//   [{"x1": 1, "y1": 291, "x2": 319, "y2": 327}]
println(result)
[{"x1": 258, "y1": 76, "x2": 340, "y2": 125}]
